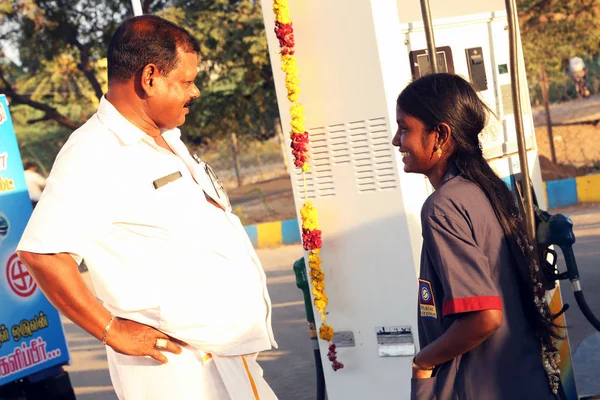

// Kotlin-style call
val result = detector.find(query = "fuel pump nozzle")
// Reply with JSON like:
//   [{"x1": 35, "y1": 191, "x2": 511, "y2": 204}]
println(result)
[{"x1": 535, "y1": 207, "x2": 600, "y2": 332}]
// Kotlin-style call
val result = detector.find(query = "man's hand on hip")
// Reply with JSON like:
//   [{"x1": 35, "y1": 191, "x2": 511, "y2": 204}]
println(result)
[
  {"x1": 107, "y1": 318, "x2": 188, "y2": 364},
  {"x1": 17, "y1": 252, "x2": 188, "y2": 365}
]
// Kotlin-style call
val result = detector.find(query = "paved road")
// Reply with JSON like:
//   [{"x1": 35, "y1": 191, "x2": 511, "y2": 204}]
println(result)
[
  {"x1": 532, "y1": 94, "x2": 600, "y2": 126},
  {"x1": 63, "y1": 205, "x2": 600, "y2": 399}
]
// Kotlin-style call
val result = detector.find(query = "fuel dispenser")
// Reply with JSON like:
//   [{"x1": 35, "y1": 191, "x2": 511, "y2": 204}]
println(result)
[
  {"x1": 535, "y1": 207, "x2": 600, "y2": 333},
  {"x1": 261, "y1": 0, "x2": 599, "y2": 398}
]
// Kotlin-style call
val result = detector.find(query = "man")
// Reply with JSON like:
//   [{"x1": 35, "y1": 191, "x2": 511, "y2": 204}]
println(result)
[
  {"x1": 569, "y1": 56, "x2": 591, "y2": 99},
  {"x1": 23, "y1": 161, "x2": 46, "y2": 207},
  {"x1": 17, "y1": 15, "x2": 278, "y2": 399}
]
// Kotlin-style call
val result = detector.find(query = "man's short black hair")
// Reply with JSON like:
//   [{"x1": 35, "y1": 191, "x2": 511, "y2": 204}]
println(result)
[{"x1": 107, "y1": 15, "x2": 200, "y2": 83}]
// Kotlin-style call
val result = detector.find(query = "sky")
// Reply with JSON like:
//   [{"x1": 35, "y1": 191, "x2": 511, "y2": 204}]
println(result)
[{"x1": 1, "y1": 41, "x2": 20, "y2": 65}]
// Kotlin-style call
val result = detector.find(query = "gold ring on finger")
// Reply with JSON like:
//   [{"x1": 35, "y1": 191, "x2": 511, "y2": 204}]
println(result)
[{"x1": 155, "y1": 338, "x2": 168, "y2": 349}]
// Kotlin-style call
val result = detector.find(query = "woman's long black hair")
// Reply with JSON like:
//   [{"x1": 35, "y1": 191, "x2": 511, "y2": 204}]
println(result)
[{"x1": 397, "y1": 73, "x2": 560, "y2": 346}]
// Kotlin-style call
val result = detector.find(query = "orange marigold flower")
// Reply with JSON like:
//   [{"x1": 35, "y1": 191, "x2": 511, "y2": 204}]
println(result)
[{"x1": 319, "y1": 323, "x2": 334, "y2": 341}]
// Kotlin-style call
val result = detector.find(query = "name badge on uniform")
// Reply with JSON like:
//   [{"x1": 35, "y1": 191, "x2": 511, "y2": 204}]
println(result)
[
  {"x1": 419, "y1": 279, "x2": 437, "y2": 319},
  {"x1": 152, "y1": 171, "x2": 182, "y2": 189}
]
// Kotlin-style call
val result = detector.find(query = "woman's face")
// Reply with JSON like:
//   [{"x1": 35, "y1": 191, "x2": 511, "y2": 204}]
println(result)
[{"x1": 392, "y1": 108, "x2": 438, "y2": 174}]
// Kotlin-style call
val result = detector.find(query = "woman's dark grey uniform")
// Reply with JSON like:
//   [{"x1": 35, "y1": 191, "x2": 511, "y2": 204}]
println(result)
[{"x1": 413, "y1": 168, "x2": 556, "y2": 400}]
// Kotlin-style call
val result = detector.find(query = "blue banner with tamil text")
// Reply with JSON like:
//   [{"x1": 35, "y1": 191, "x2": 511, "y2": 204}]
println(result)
[{"x1": 0, "y1": 94, "x2": 70, "y2": 386}]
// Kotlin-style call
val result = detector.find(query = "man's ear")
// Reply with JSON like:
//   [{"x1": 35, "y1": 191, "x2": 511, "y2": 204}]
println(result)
[
  {"x1": 436, "y1": 122, "x2": 452, "y2": 150},
  {"x1": 140, "y1": 64, "x2": 160, "y2": 97}
]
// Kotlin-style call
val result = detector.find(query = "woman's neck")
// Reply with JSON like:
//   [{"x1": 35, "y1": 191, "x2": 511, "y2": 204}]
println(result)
[{"x1": 427, "y1": 159, "x2": 451, "y2": 190}]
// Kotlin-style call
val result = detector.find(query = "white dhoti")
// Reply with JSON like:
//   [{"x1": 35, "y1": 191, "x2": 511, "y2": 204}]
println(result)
[{"x1": 107, "y1": 346, "x2": 278, "y2": 400}]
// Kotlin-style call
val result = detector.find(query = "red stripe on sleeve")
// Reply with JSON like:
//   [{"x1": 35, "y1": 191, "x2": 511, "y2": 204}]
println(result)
[{"x1": 442, "y1": 296, "x2": 502, "y2": 316}]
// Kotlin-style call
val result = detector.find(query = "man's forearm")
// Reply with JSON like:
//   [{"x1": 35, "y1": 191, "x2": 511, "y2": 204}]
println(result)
[
  {"x1": 17, "y1": 251, "x2": 113, "y2": 342},
  {"x1": 415, "y1": 310, "x2": 502, "y2": 369}
]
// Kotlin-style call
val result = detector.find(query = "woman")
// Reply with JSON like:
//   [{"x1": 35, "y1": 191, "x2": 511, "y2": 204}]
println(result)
[{"x1": 392, "y1": 73, "x2": 562, "y2": 400}]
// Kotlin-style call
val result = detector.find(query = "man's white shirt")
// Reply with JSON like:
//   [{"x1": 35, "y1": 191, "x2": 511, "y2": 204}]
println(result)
[
  {"x1": 17, "y1": 96, "x2": 277, "y2": 357},
  {"x1": 23, "y1": 169, "x2": 46, "y2": 201}
]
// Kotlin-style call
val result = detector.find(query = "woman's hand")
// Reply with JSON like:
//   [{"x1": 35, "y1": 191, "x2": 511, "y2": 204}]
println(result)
[
  {"x1": 412, "y1": 367, "x2": 433, "y2": 380},
  {"x1": 412, "y1": 354, "x2": 435, "y2": 379},
  {"x1": 411, "y1": 309, "x2": 502, "y2": 377}
]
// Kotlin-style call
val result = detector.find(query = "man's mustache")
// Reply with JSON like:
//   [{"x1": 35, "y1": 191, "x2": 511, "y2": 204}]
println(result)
[{"x1": 184, "y1": 99, "x2": 195, "y2": 108}]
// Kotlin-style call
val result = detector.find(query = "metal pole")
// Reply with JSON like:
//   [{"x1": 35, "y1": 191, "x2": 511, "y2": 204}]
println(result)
[
  {"x1": 131, "y1": 0, "x2": 143, "y2": 16},
  {"x1": 540, "y1": 65, "x2": 557, "y2": 164},
  {"x1": 505, "y1": 0, "x2": 536, "y2": 242},
  {"x1": 420, "y1": 0, "x2": 438, "y2": 74}
]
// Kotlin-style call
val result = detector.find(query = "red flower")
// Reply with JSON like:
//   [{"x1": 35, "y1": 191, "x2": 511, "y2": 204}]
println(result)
[
  {"x1": 290, "y1": 132, "x2": 310, "y2": 167},
  {"x1": 536, "y1": 286, "x2": 545, "y2": 298},
  {"x1": 291, "y1": 141, "x2": 308, "y2": 152},
  {"x1": 302, "y1": 229, "x2": 322, "y2": 250},
  {"x1": 332, "y1": 361, "x2": 344, "y2": 371},
  {"x1": 327, "y1": 344, "x2": 344, "y2": 371},
  {"x1": 292, "y1": 131, "x2": 309, "y2": 143},
  {"x1": 274, "y1": 22, "x2": 295, "y2": 55}
]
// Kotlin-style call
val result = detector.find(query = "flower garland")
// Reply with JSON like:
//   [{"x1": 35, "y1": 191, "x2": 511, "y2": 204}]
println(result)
[
  {"x1": 273, "y1": 0, "x2": 343, "y2": 371},
  {"x1": 516, "y1": 231, "x2": 561, "y2": 394}
]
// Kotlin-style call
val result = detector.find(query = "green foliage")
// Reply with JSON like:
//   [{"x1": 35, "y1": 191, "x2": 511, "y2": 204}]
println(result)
[
  {"x1": 163, "y1": 0, "x2": 279, "y2": 144},
  {"x1": 1, "y1": 0, "x2": 280, "y2": 167},
  {"x1": 11, "y1": 105, "x2": 71, "y2": 173},
  {"x1": 518, "y1": 0, "x2": 600, "y2": 101}
]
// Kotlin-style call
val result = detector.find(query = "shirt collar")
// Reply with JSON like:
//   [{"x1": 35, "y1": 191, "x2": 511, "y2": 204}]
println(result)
[
  {"x1": 161, "y1": 127, "x2": 182, "y2": 143},
  {"x1": 439, "y1": 164, "x2": 461, "y2": 187},
  {"x1": 96, "y1": 96, "x2": 181, "y2": 146},
  {"x1": 96, "y1": 96, "x2": 147, "y2": 145}
]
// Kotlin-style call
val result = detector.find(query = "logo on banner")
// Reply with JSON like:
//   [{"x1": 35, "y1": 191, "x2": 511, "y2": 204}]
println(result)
[
  {"x1": 6, "y1": 254, "x2": 37, "y2": 297},
  {"x1": 419, "y1": 279, "x2": 437, "y2": 319},
  {"x1": 0, "y1": 214, "x2": 8, "y2": 245}
]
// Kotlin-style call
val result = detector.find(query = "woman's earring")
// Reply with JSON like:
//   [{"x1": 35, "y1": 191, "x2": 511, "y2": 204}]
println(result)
[{"x1": 437, "y1": 147, "x2": 442, "y2": 158}]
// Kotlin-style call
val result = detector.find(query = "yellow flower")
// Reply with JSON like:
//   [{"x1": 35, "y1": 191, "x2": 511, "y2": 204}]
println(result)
[
  {"x1": 308, "y1": 252, "x2": 321, "y2": 263},
  {"x1": 309, "y1": 261, "x2": 322, "y2": 272},
  {"x1": 310, "y1": 270, "x2": 325, "y2": 281},
  {"x1": 291, "y1": 116, "x2": 305, "y2": 133},
  {"x1": 280, "y1": 54, "x2": 299, "y2": 74},
  {"x1": 272, "y1": 0, "x2": 291, "y2": 24},
  {"x1": 311, "y1": 249, "x2": 321, "y2": 255},
  {"x1": 313, "y1": 290, "x2": 328, "y2": 302},
  {"x1": 290, "y1": 103, "x2": 304, "y2": 118},
  {"x1": 302, "y1": 163, "x2": 311, "y2": 172},
  {"x1": 319, "y1": 323, "x2": 334, "y2": 341},
  {"x1": 282, "y1": 65, "x2": 298, "y2": 79},
  {"x1": 290, "y1": 104, "x2": 305, "y2": 133},
  {"x1": 285, "y1": 82, "x2": 301, "y2": 107},
  {"x1": 301, "y1": 201, "x2": 320, "y2": 231},
  {"x1": 314, "y1": 299, "x2": 328, "y2": 313},
  {"x1": 285, "y1": 74, "x2": 300, "y2": 87},
  {"x1": 287, "y1": 92, "x2": 299, "y2": 103},
  {"x1": 281, "y1": 55, "x2": 301, "y2": 102}
]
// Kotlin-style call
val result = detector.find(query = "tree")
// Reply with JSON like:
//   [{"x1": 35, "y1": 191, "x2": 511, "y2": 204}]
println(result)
[
  {"x1": 165, "y1": 0, "x2": 280, "y2": 145},
  {"x1": 518, "y1": 0, "x2": 600, "y2": 96},
  {"x1": 0, "y1": 0, "x2": 169, "y2": 129},
  {"x1": 1, "y1": 0, "x2": 279, "y2": 146}
]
